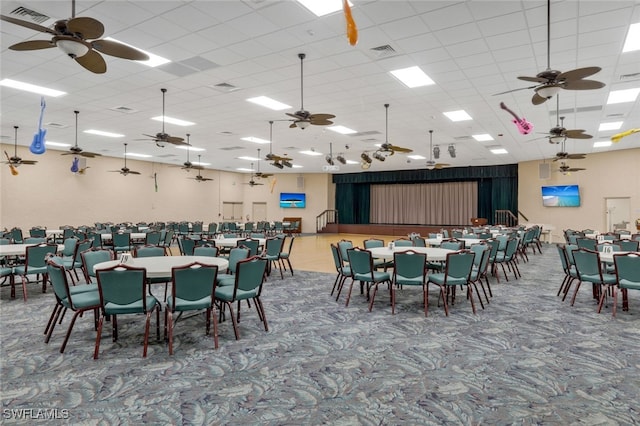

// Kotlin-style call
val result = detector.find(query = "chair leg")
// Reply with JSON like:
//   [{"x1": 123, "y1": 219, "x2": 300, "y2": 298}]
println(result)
[
  {"x1": 344, "y1": 279, "x2": 356, "y2": 307},
  {"x1": 226, "y1": 302, "x2": 240, "y2": 340},
  {"x1": 60, "y1": 309, "x2": 84, "y2": 353},
  {"x1": 368, "y1": 282, "x2": 379, "y2": 312},
  {"x1": 467, "y1": 286, "x2": 477, "y2": 314},
  {"x1": 143, "y1": 311, "x2": 152, "y2": 358},
  {"x1": 167, "y1": 309, "x2": 174, "y2": 355},
  {"x1": 255, "y1": 296, "x2": 268, "y2": 331},
  {"x1": 286, "y1": 258, "x2": 294, "y2": 276},
  {"x1": 209, "y1": 307, "x2": 219, "y2": 349},
  {"x1": 94, "y1": 315, "x2": 104, "y2": 359},
  {"x1": 570, "y1": 281, "x2": 583, "y2": 306},
  {"x1": 44, "y1": 304, "x2": 63, "y2": 343}
]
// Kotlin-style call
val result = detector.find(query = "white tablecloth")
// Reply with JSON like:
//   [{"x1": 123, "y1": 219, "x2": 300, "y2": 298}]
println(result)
[{"x1": 94, "y1": 255, "x2": 229, "y2": 279}]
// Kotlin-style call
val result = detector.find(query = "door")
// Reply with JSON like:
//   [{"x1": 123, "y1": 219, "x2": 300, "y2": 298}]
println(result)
[
  {"x1": 252, "y1": 202, "x2": 267, "y2": 222},
  {"x1": 605, "y1": 197, "x2": 631, "y2": 232},
  {"x1": 222, "y1": 202, "x2": 243, "y2": 221}
]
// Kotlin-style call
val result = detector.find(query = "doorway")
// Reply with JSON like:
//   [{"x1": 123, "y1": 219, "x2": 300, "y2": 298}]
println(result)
[
  {"x1": 252, "y1": 202, "x2": 267, "y2": 222},
  {"x1": 605, "y1": 197, "x2": 631, "y2": 233}
]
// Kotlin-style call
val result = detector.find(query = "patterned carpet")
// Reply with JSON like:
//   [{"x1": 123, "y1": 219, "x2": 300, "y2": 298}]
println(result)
[{"x1": 1, "y1": 245, "x2": 639, "y2": 424}]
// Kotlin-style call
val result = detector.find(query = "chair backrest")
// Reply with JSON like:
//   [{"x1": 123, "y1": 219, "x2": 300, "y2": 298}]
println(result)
[
  {"x1": 62, "y1": 237, "x2": 79, "y2": 257},
  {"x1": 24, "y1": 237, "x2": 46, "y2": 244},
  {"x1": 227, "y1": 247, "x2": 251, "y2": 273},
  {"x1": 363, "y1": 238, "x2": 384, "y2": 249},
  {"x1": 10, "y1": 228, "x2": 24, "y2": 243},
  {"x1": 193, "y1": 245, "x2": 218, "y2": 257},
  {"x1": 614, "y1": 253, "x2": 640, "y2": 286},
  {"x1": 237, "y1": 238, "x2": 260, "y2": 256},
  {"x1": 596, "y1": 242, "x2": 621, "y2": 252},
  {"x1": 25, "y1": 243, "x2": 58, "y2": 269},
  {"x1": 564, "y1": 244, "x2": 578, "y2": 266},
  {"x1": 346, "y1": 248, "x2": 374, "y2": 277},
  {"x1": 178, "y1": 222, "x2": 190, "y2": 234},
  {"x1": 393, "y1": 238, "x2": 414, "y2": 247},
  {"x1": 412, "y1": 236, "x2": 427, "y2": 247},
  {"x1": 576, "y1": 238, "x2": 597, "y2": 250},
  {"x1": 338, "y1": 240, "x2": 353, "y2": 262},
  {"x1": 86, "y1": 231, "x2": 102, "y2": 248},
  {"x1": 144, "y1": 231, "x2": 162, "y2": 246},
  {"x1": 485, "y1": 238, "x2": 500, "y2": 261},
  {"x1": 96, "y1": 264, "x2": 150, "y2": 312},
  {"x1": 178, "y1": 237, "x2": 196, "y2": 256},
  {"x1": 573, "y1": 248, "x2": 603, "y2": 278},
  {"x1": 233, "y1": 256, "x2": 268, "y2": 296},
  {"x1": 244, "y1": 222, "x2": 254, "y2": 232},
  {"x1": 441, "y1": 240, "x2": 464, "y2": 250},
  {"x1": 556, "y1": 244, "x2": 570, "y2": 274},
  {"x1": 282, "y1": 236, "x2": 295, "y2": 254},
  {"x1": 0, "y1": 238, "x2": 10, "y2": 245},
  {"x1": 163, "y1": 229, "x2": 175, "y2": 247},
  {"x1": 191, "y1": 222, "x2": 203, "y2": 233},
  {"x1": 29, "y1": 228, "x2": 46, "y2": 238},
  {"x1": 330, "y1": 244, "x2": 343, "y2": 272},
  {"x1": 73, "y1": 239, "x2": 94, "y2": 264},
  {"x1": 82, "y1": 248, "x2": 115, "y2": 281},
  {"x1": 264, "y1": 237, "x2": 284, "y2": 257},
  {"x1": 469, "y1": 243, "x2": 490, "y2": 268},
  {"x1": 135, "y1": 245, "x2": 165, "y2": 258},
  {"x1": 617, "y1": 240, "x2": 639, "y2": 251},
  {"x1": 393, "y1": 250, "x2": 427, "y2": 280},
  {"x1": 112, "y1": 232, "x2": 131, "y2": 248},
  {"x1": 47, "y1": 258, "x2": 74, "y2": 303},
  {"x1": 170, "y1": 262, "x2": 218, "y2": 303},
  {"x1": 495, "y1": 234, "x2": 509, "y2": 251},
  {"x1": 443, "y1": 250, "x2": 475, "y2": 282}
]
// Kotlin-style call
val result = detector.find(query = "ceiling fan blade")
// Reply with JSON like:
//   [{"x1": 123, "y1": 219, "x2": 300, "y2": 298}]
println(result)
[
  {"x1": 566, "y1": 154, "x2": 586, "y2": 159},
  {"x1": 565, "y1": 130, "x2": 592, "y2": 139},
  {"x1": 166, "y1": 136, "x2": 187, "y2": 145},
  {"x1": 390, "y1": 146, "x2": 413, "y2": 153},
  {"x1": 0, "y1": 14, "x2": 57, "y2": 34},
  {"x1": 289, "y1": 122, "x2": 298, "y2": 128},
  {"x1": 91, "y1": 39, "x2": 149, "y2": 60},
  {"x1": 557, "y1": 66, "x2": 601, "y2": 82},
  {"x1": 435, "y1": 163, "x2": 450, "y2": 169},
  {"x1": 310, "y1": 119, "x2": 333, "y2": 126},
  {"x1": 308, "y1": 113, "x2": 336, "y2": 121},
  {"x1": 75, "y1": 50, "x2": 107, "y2": 74},
  {"x1": 66, "y1": 17, "x2": 105, "y2": 39},
  {"x1": 568, "y1": 168, "x2": 586, "y2": 172},
  {"x1": 9, "y1": 40, "x2": 55, "y2": 51},
  {"x1": 20, "y1": 160, "x2": 38, "y2": 165},
  {"x1": 562, "y1": 79, "x2": 606, "y2": 90},
  {"x1": 518, "y1": 76, "x2": 549, "y2": 83},
  {"x1": 286, "y1": 112, "x2": 306, "y2": 120},
  {"x1": 129, "y1": 171, "x2": 141, "y2": 175},
  {"x1": 532, "y1": 93, "x2": 548, "y2": 105}
]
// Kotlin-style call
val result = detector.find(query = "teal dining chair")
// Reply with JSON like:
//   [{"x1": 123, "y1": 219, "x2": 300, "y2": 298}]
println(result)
[
  {"x1": 263, "y1": 237, "x2": 285, "y2": 279},
  {"x1": 13, "y1": 243, "x2": 58, "y2": 301},
  {"x1": 330, "y1": 243, "x2": 351, "y2": 299},
  {"x1": 612, "y1": 253, "x2": 640, "y2": 317},
  {"x1": 427, "y1": 250, "x2": 476, "y2": 316},
  {"x1": 392, "y1": 250, "x2": 428, "y2": 316},
  {"x1": 94, "y1": 264, "x2": 161, "y2": 359},
  {"x1": 216, "y1": 247, "x2": 251, "y2": 287},
  {"x1": 345, "y1": 247, "x2": 392, "y2": 310},
  {"x1": 81, "y1": 248, "x2": 114, "y2": 284},
  {"x1": 571, "y1": 248, "x2": 617, "y2": 308},
  {"x1": 165, "y1": 262, "x2": 219, "y2": 354}
]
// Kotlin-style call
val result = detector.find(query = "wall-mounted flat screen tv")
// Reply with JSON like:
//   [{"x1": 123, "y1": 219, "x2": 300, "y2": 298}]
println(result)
[
  {"x1": 280, "y1": 192, "x2": 306, "y2": 208},
  {"x1": 541, "y1": 184, "x2": 581, "y2": 207}
]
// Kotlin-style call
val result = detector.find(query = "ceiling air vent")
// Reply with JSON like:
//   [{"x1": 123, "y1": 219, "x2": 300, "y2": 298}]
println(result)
[
  {"x1": 110, "y1": 106, "x2": 138, "y2": 114},
  {"x1": 219, "y1": 146, "x2": 244, "y2": 151},
  {"x1": 45, "y1": 122, "x2": 68, "y2": 129},
  {"x1": 218, "y1": 131, "x2": 234, "y2": 136},
  {"x1": 210, "y1": 83, "x2": 240, "y2": 93},
  {"x1": 349, "y1": 130, "x2": 381, "y2": 138},
  {"x1": 454, "y1": 136, "x2": 473, "y2": 141},
  {"x1": 369, "y1": 45, "x2": 398, "y2": 59},
  {"x1": 619, "y1": 72, "x2": 640, "y2": 81},
  {"x1": 8, "y1": 6, "x2": 50, "y2": 24}
]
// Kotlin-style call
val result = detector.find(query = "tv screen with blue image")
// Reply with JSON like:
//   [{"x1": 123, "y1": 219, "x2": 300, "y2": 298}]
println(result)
[
  {"x1": 541, "y1": 184, "x2": 580, "y2": 207},
  {"x1": 280, "y1": 192, "x2": 306, "y2": 208}
]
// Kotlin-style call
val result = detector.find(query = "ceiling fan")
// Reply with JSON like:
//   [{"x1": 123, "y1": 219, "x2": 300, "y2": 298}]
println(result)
[
  {"x1": 188, "y1": 156, "x2": 213, "y2": 182},
  {"x1": 61, "y1": 110, "x2": 102, "y2": 158},
  {"x1": 557, "y1": 161, "x2": 586, "y2": 175},
  {"x1": 374, "y1": 104, "x2": 413, "y2": 160},
  {"x1": 425, "y1": 130, "x2": 450, "y2": 170},
  {"x1": 173, "y1": 134, "x2": 202, "y2": 171},
  {"x1": 553, "y1": 139, "x2": 586, "y2": 162},
  {"x1": 3, "y1": 126, "x2": 38, "y2": 172},
  {"x1": 140, "y1": 88, "x2": 187, "y2": 147},
  {"x1": 495, "y1": 0, "x2": 605, "y2": 104},
  {"x1": 286, "y1": 53, "x2": 336, "y2": 129},
  {"x1": 254, "y1": 149, "x2": 273, "y2": 178},
  {"x1": 245, "y1": 164, "x2": 264, "y2": 187},
  {"x1": 109, "y1": 143, "x2": 140, "y2": 176},
  {"x1": 0, "y1": 0, "x2": 148, "y2": 74},
  {"x1": 264, "y1": 121, "x2": 293, "y2": 168}
]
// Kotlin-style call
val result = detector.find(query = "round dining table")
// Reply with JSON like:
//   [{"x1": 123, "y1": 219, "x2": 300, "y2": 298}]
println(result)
[
  {"x1": 424, "y1": 238, "x2": 485, "y2": 247},
  {"x1": 93, "y1": 255, "x2": 229, "y2": 279},
  {"x1": 211, "y1": 237, "x2": 266, "y2": 248},
  {"x1": 368, "y1": 246, "x2": 454, "y2": 262},
  {"x1": 0, "y1": 243, "x2": 64, "y2": 257}
]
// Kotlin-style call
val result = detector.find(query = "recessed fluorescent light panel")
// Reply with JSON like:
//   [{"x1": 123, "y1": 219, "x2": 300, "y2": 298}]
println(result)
[
  {"x1": 598, "y1": 122, "x2": 623, "y2": 131},
  {"x1": 389, "y1": 66, "x2": 435, "y2": 88},
  {"x1": 151, "y1": 116, "x2": 194, "y2": 126},
  {"x1": 0, "y1": 79, "x2": 66, "y2": 97},
  {"x1": 472, "y1": 134, "x2": 493, "y2": 142},
  {"x1": 292, "y1": 164, "x2": 303, "y2": 169},
  {"x1": 246, "y1": 96, "x2": 291, "y2": 111},
  {"x1": 490, "y1": 148, "x2": 508, "y2": 154},
  {"x1": 622, "y1": 23, "x2": 640, "y2": 52},
  {"x1": 327, "y1": 125, "x2": 357, "y2": 135},
  {"x1": 444, "y1": 110, "x2": 472, "y2": 122},
  {"x1": 593, "y1": 141, "x2": 612, "y2": 148},
  {"x1": 45, "y1": 141, "x2": 71, "y2": 147},
  {"x1": 296, "y1": 0, "x2": 352, "y2": 17},
  {"x1": 104, "y1": 37, "x2": 170, "y2": 67},
  {"x1": 299, "y1": 150, "x2": 323, "y2": 156},
  {"x1": 241, "y1": 137, "x2": 270, "y2": 144},
  {"x1": 345, "y1": 160, "x2": 359, "y2": 165},
  {"x1": 192, "y1": 161, "x2": 210, "y2": 166},
  {"x1": 408, "y1": 155, "x2": 426, "y2": 160},
  {"x1": 606, "y1": 88, "x2": 640, "y2": 104},
  {"x1": 127, "y1": 152, "x2": 152, "y2": 158},
  {"x1": 237, "y1": 156, "x2": 260, "y2": 161},
  {"x1": 236, "y1": 168, "x2": 253, "y2": 172},
  {"x1": 175, "y1": 145, "x2": 205, "y2": 152},
  {"x1": 84, "y1": 130, "x2": 124, "y2": 138}
]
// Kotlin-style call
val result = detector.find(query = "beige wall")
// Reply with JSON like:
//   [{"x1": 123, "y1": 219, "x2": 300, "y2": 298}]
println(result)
[
  {"x1": 518, "y1": 148, "x2": 640, "y2": 243},
  {"x1": 0, "y1": 144, "x2": 334, "y2": 234},
  {"x1": 3, "y1": 143, "x2": 638, "y2": 239}
]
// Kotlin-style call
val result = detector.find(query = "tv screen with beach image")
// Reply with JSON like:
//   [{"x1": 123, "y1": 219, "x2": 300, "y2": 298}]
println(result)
[{"x1": 541, "y1": 184, "x2": 580, "y2": 207}]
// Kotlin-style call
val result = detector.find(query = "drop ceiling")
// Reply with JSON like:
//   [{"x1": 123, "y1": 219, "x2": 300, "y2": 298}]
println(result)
[{"x1": 1, "y1": 0, "x2": 639, "y2": 174}]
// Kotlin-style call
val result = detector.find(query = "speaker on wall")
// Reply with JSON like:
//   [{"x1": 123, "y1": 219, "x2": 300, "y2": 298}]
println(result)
[
  {"x1": 297, "y1": 176, "x2": 305, "y2": 189},
  {"x1": 539, "y1": 163, "x2": 550, "y2": 180}
]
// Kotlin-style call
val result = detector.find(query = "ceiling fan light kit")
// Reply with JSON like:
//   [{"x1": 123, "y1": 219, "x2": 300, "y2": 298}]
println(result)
[
  {"x1": 549, "y1": 135, "x2": 566, "y2": 144},
  {"x1": 56, "y1": 38, "x2": 89, "y2": 58},
  {"x1": 535, "y1": 85, "x2": 561, "y2": 99}
]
